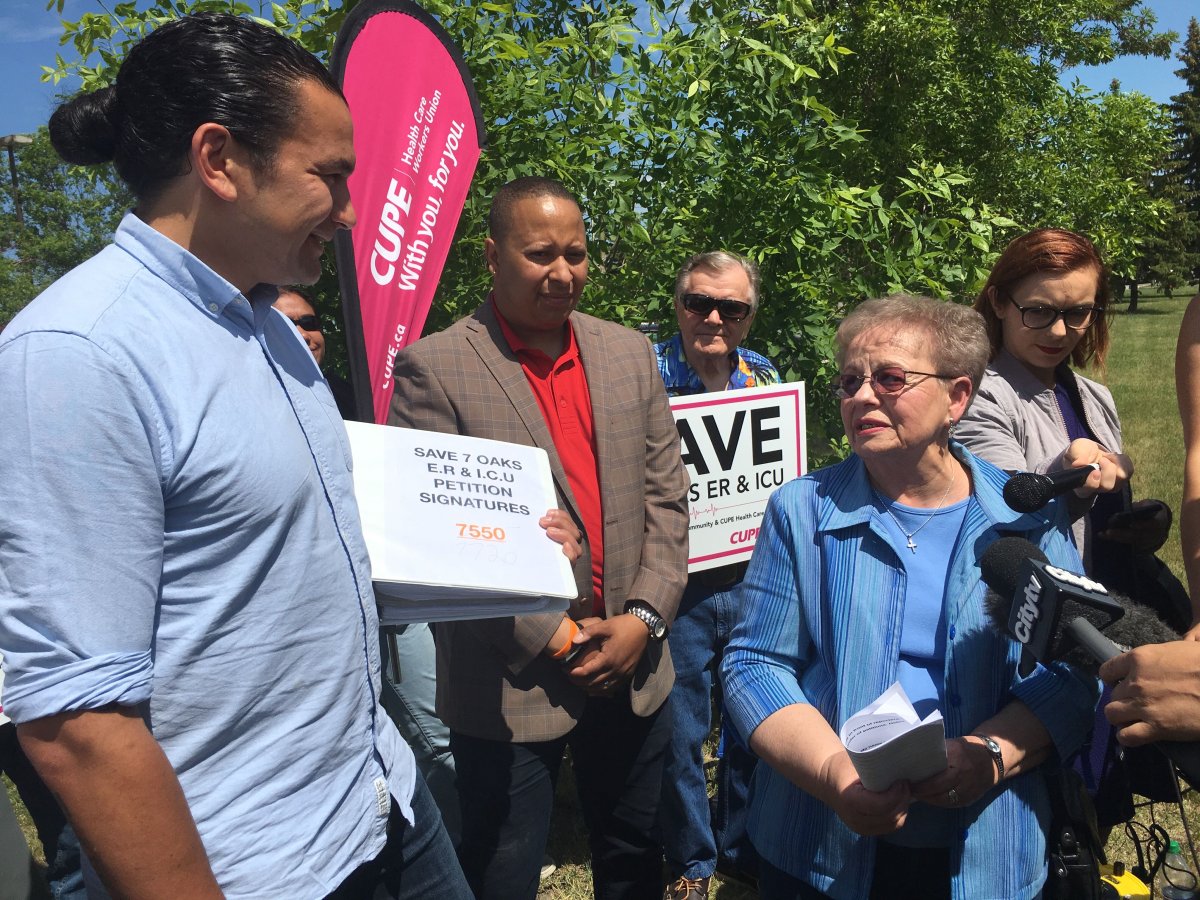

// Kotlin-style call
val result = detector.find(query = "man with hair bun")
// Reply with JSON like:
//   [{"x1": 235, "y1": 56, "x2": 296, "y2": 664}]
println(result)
[{"x1": 0, "y1": 13, "x2": 472, "y2": 899}]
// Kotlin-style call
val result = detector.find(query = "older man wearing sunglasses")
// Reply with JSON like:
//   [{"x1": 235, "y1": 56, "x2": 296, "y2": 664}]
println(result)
[{"x1": 654, "y1": 251, "x2": 780, "y2": 900}]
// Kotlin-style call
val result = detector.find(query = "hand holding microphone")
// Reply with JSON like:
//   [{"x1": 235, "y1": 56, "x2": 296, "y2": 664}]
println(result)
[
  {"x1": 980, "y1": 537, "x2": 1200, "y2": 788},
  {"x1": 1062, "y1": 438, "x2": 1133, "y2": 495},
  {"x1": 1001, "y1": 439, "x2": 1132, "y2": 513},
  {"x1": 1101, "y1": 643, "x2": 1200, "y2": 747}
]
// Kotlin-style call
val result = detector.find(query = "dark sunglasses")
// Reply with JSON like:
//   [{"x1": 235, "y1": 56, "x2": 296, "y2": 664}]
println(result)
[
  {"x1": 681, "y1": 292, "x2": 754, "y2": 323},
  {"x1": 291, "y1": 314, "x2": 322, "y2": 331},
  {"x1": 831, "y1": 366, "x2": 952, "y2": 399},
  {"x1": 1009, "y1": 301, "x2": 1102, "y2": 331}
]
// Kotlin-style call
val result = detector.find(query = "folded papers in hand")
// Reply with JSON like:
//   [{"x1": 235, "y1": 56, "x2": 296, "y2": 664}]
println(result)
[{"x1": 839, "y1": 682, "x2": 948, "y2": 792}]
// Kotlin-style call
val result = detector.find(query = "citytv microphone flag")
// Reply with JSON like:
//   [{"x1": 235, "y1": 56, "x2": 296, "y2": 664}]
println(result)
[{"x1": 331, "y1": 0, "x2": 486, "y2": 423}]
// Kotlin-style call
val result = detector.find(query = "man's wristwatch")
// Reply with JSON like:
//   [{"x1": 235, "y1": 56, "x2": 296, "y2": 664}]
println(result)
[
  {"x1": 625, "y1": 602, "x2": 668, "y2": 642},
  {"x1": 971, "y1": 734, "x2": 1005, "y2": 781}
]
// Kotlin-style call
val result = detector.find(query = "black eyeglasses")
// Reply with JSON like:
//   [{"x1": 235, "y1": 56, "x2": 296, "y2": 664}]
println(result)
[
  {"x1": 831, "y1": 366, "x2": 953, "y2": 399},
  {"x1": 1010, "y1": 302, "x2": 1103, "y2": 331},
  {"x1": 681, "y1": 293, "x2": 754, "y2": 323},
  {"x1": 291, "y1": 314, "x2": 322, "y2": 331}
]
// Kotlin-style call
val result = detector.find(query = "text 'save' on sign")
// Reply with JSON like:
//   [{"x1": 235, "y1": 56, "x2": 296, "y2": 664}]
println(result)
[{"x1": 669, "y1": 384, "x2": 806, "y2": 573}]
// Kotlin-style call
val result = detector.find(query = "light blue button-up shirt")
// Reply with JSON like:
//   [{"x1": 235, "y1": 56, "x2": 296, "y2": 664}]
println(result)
[
  {"x1": 0, "y1": 213, "x2": 415, "y2": 898},
  {"x1": 721, "y1": 445, "x2": 1098, "y2": 900}
]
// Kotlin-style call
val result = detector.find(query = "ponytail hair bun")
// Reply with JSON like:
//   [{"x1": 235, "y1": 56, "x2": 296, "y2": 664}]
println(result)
[{"x1": 49, "y1": 86, "x2": 119, "y2": 165}]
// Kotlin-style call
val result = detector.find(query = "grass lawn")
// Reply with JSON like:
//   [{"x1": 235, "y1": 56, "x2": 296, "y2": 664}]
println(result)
[
  {"x1": 1084, "y1": 287, "x2": 1200, "y2": 883},
  {"x1": 1095, "y1": 288, "x2": 1197, "y2": 585},
  {"x1": 10, "y1": 287, "x2": 1200, "y2": 898}
]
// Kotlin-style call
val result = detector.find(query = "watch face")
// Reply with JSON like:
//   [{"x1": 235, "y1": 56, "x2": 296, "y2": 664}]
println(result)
[{"x1": 652, "y1": 620, "x2": 668, "y2": 640}]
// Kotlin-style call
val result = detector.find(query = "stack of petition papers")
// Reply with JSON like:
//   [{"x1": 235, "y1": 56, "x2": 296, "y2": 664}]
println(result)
[{"x1": 344, "y1": 421, "x2": 576, "y2": 624}]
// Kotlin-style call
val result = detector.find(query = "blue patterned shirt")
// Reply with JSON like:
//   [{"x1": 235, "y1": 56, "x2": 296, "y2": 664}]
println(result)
[
  {"x1": 720, "y1": 444, "x2": 1097, "y2": 900},
  {"x1": 654, "y1": 332, "x2": 781, "y2": 396}
]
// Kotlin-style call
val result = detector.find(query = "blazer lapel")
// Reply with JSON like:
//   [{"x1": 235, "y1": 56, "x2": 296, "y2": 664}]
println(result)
[{"x1": 573, "y1": 315, "x2": 617, "y2": 492}]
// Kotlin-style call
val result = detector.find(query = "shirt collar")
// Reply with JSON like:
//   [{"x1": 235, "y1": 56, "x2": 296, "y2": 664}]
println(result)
[
  {"x1": 659, "y1": 332, "x2": 743, "y2": 392},
  {"x1": 816, "y1": 442, "x2": 1057, "y2": 535},
  {"x1": 492, "y1": 294, "x2": 578, "y2": 365},
  {"x1": 113, "y1": 212, "x2": 275, "y2": 327}
]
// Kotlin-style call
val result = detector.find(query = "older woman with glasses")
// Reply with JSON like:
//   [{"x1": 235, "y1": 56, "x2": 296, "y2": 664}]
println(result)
[
  {"x1": 720, "y1": 294, "x2": 1096, "y2": 899},
  {"x1": 956, "y1": 228, "x2": 1171, "y2": 570}
]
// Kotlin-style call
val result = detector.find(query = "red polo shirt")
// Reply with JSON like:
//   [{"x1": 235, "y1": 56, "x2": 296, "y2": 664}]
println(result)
[{"x1": 495, "y1": 306, "x2": 605, "y2": 615}]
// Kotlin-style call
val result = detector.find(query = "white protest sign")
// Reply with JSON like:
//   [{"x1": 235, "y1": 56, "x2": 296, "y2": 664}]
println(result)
[{"x1": 669, "y1": 384, "x2": 806, "y2": 572}]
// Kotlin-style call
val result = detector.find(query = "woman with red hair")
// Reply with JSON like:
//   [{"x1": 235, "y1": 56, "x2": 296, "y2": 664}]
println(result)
[{"x1": 957, "y1": 228, "x2": 1171, "y2": 574}]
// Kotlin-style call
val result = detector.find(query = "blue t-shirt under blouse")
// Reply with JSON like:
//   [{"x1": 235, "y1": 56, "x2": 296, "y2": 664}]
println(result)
[
  {"x1": 0, "y1": 213, "x2": 414, "y2": 898},
  {"x1": 873, "y1": 496, "x2": 970, "y2": 720},
  {"x1": 874, "y1": 494, "x2": 969, "y2": 847}
]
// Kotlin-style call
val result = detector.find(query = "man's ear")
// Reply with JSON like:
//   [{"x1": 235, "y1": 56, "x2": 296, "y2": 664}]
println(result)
[
  {"x1": 484, "y1": 236, "x2": 499, "y2": 276},
  {"x1": 191, "y1": 122, "x2": 247, "y2": 203}
]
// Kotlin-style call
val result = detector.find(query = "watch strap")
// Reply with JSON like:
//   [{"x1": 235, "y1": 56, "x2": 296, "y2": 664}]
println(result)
[
  {"x1": 971, "y1": 733, "x2": 1005, "y2": 781},
  {"x1": 625, "y1": 602, "x2": 667, "y2": 641}
]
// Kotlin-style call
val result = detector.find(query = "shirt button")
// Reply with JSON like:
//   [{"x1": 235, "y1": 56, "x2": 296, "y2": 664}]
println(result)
[
  {"x1": 948, "y1": 626, "x2": 956, "y2": 639},
  {"x1": 559, "y1": 399, "x2": 567, "y2": 407},
  {"x1": 208, "y1": 302, "x2": 219, "y2": 313}
]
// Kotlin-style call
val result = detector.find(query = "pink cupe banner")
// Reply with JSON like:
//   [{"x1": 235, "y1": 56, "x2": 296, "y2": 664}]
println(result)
[{"x1": 332, "y1": 0, "x2": 485, "y2": 423}]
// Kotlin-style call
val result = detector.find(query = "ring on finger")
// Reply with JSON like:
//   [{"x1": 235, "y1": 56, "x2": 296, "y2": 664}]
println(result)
[{"x1": 947, "y1": 788, "x2": 959, "y2": 805}]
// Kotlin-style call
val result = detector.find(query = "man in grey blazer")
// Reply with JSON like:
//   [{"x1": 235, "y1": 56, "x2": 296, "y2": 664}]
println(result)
[{"x1": 389, "y1": 176, "x2": 689, "y2": 900}]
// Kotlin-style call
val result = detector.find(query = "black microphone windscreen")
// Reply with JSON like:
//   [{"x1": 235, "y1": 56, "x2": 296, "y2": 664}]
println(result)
[
  {"x1": 1055, "y1": 599, "x2": 1180, "y2": 673},
  {"x1": 983, "y1": 577, "x2": 1181, "y2": 674},
  {"x1": 980, "y1": 535, "x2": 1129, "y2": 668},
  {"x1": 1003, "y1": 473, "x2": 1054, "y2": 514},
  {"x1": 979, "y1": 536, "x2": 1049, "y2": 596},
  {"x1": 983, "y1": 588, "x2": 1011, "y2": 634},
  {"x1": 1100, "y1": 598, "x2": 1181, "y2": 653}
]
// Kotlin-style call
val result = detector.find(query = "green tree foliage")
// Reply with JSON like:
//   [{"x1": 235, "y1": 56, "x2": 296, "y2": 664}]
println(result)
[
  {"x1": 0, "y1": 127, "x2": 132, "y2": 325},
  {"x1": 1155, "y1": 18, "x2": 1200, "y2": 289},
  {"x1": 41, "y1": 0, "x2": 1019, "y2": 452},
  {"x1": 30, "y1": 0, "x2": 1178, "y2": 448},
  {"x1": 412, "y1": 2, "x2": 1010, "y2": 387},
  {"x1": 1174, "y1": 20, "x2": 1200, "y2": 215},
  {"x1": 1032, "y1": 82, "x2": 1175, "y2": 301},
  {"x1": 807, "y1": 0, "x2": 1177, "y2": 286}
]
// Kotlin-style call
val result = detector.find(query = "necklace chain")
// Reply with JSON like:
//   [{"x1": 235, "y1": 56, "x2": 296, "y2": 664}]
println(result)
[{"x1": 874, "y1": 471, "x2": 957, "y2": 554}]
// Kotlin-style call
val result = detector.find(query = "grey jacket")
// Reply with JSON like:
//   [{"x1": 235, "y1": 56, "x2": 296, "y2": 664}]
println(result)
[{"x1": 956, "y1": 348, "x2": 1123, "y2": 561}]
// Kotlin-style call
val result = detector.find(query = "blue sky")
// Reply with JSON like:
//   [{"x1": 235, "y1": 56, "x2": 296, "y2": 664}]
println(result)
[{"x1": 0, "y1": 0, "x2": 1196, "y2": 138}]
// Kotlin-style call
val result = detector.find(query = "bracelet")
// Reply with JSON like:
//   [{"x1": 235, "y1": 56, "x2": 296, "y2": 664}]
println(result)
[{"x1": 549, "y1": 619, "x2": 580, "y2": 660}]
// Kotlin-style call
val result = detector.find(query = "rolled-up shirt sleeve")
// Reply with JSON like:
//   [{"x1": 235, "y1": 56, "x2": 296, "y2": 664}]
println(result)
[
  {"x1": 0, "y1": 331, "x2": 165, "y2": 722},
  {"x1": 721, "y1": 490, "x2": 813, "y2": 744},
  {"x1": 1010, "y1": 656, "x2": 1100, "y2": 760}
]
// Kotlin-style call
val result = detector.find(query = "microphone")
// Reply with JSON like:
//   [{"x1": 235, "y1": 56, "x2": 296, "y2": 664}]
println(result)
[
  {"x1": 980, "y1": 536, "x2": 1200, "y2": 788},
  {"x1": 979, "y1": 536, "x2": 1125, "y2": 677},
  {"x1": 1003, "y1": 463, "x2": 1099, "y2": 513}
]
